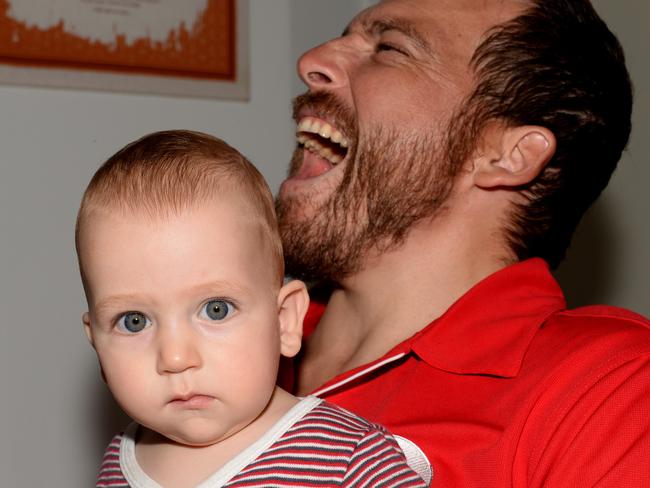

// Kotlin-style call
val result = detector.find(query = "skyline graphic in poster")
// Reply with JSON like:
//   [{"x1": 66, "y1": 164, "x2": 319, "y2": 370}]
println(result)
[
  {"x1": 0, "y1": 0, "x2": 235, "y2": 79},
  {"x1": 8, "y1": 0, "x2": 208, "y2": 48}
]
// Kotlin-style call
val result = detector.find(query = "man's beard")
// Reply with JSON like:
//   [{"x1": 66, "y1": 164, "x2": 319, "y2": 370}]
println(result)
[{"x1": 276, "y1": 92, "x2": 464, "y2": 284}]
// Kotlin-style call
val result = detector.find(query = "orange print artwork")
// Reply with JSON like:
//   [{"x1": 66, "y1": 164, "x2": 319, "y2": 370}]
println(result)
[{"x1": 0, "y1": 0, "x2": 235, "y2": 80}]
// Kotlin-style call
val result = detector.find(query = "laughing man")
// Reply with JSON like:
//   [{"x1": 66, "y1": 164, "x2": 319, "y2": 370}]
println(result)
[{"x1": 276, "y1": 1, "x2": 650, "y2": 486}]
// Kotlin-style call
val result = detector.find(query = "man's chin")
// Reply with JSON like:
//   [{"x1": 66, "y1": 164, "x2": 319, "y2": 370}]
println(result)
[
  {"x1": 279, "y1": 166, "x2": 345, "y2": 207},
  {"x1": 276, "y1": 178, "x2": 337, "y2": 227}
]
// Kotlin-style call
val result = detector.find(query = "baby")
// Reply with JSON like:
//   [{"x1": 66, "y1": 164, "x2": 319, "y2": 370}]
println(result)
[{"x1": 76, "y1": 130, "x2": 426, "y2": 487}]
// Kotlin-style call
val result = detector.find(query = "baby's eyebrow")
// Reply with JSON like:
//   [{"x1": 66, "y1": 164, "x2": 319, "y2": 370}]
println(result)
[
  {"x1": 184, "y1": 280, "x2": 252, "y2": 300},
  {"x1": 92, "y1": 281, "x2": 251, "y2": 314},
  {"x1": 93, "y1": 294, "x2": 142, "y2": 315}
]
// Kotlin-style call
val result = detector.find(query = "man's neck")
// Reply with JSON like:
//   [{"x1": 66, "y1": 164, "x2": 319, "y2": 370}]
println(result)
[{"x1": 296, "y1": 210, "x2": 512, "y2": 395}]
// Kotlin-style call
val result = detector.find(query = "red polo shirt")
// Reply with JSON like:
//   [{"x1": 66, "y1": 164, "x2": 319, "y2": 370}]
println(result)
[{"x1": 288, "y1": 259, "x2": 650, "y2": 487}]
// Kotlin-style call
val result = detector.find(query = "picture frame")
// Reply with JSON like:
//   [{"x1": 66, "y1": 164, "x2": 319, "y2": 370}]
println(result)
[{"x1": 0, "y1": 0, "x2": 249, "y2": 100}]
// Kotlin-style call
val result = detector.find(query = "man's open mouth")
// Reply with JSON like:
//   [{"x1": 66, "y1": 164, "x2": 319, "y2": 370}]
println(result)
[{"x1": 296, "y1": 116, "x2": 350, "y2": 167}]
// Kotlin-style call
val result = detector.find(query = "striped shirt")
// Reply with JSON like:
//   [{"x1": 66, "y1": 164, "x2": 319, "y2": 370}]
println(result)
[{"x1": 96, "y1": 396, "x2": 427, "y2": 487}]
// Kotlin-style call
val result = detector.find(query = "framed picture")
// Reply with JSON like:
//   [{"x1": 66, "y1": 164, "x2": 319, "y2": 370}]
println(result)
[{"x1": 0, "y1": 0, "x2": 249, "y2": 99}]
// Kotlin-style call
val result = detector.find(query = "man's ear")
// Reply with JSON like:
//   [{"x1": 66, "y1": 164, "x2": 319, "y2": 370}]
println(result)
[
  {"x1": 82, "y1": 312, "x2": 95, "y2": 348},
  {"x1": 277, "y1": 280, "x2": 309, "y2": 358},
  {"x1": 473, "y1": 125, "x2": 556, "y2": 189}
]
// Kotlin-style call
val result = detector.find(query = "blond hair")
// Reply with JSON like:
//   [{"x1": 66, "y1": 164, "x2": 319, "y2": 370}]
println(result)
[{"x1": 76, "y1": 130, "x2": 284, "y2": 286}]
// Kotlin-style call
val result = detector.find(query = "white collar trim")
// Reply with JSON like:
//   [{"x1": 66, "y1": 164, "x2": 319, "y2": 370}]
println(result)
[{"x1": 311, "y1": 352, "x2": 407, "y2": 397}]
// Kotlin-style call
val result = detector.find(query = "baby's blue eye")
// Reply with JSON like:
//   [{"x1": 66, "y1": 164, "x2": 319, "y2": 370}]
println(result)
[
  {"x1": 201, "y1": 300, "x2": 234, "y2": 321},
  {"x1": 117, "y1": 312, "x2": 150, "y2": 333}
]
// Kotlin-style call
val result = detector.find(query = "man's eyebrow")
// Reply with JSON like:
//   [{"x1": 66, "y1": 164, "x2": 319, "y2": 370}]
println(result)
[{"x1": 344, "y1": 17, "x2": 434, "y2": 57}]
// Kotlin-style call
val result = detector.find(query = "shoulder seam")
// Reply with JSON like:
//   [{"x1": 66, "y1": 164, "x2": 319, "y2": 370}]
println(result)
[{"x1": 557, "y1": 310, "x2": 650, "y2": 329}]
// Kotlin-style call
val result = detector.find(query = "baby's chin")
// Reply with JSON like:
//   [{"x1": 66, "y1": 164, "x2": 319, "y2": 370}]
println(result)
[{"x1": 139, "y1": 420, "x2": 247, "y2": 448}]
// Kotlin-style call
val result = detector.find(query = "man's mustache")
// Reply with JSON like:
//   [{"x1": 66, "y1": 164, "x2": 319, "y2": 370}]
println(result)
[{"x1": 292, "y1": 91, "x2": 357, "y2": 143}]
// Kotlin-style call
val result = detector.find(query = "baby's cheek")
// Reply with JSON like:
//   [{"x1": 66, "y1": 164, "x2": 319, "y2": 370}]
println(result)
[{"x1": 102, "y1": 357, "x2": 147, "y2": 397}]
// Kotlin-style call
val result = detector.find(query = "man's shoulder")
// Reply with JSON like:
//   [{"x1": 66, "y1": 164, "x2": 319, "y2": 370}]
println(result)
[
  {"x1": 527, "y1": 304, "x2": 650, "y2": 373},
  {"x1": 519, "y1": 303, "x2": 650, "y2": 435},
  {"x1": 558, "y1": 304, "x2": 649, "y2": 326},
  {"x1": 544, "y1": 303, "x2": 650, "y2": 349},
  {"x1": 516, "y1": 305, "x2": 650, "y2": 486}
]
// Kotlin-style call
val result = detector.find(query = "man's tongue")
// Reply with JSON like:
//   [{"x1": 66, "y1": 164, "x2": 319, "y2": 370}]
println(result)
[{"x1": 294, "y1": 148, "x2": 334, "y2": 180}]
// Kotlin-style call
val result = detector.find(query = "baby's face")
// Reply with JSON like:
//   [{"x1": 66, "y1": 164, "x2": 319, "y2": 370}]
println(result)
[{"x1": 80, "y1": 197, "x2": 286, "y2": 446}]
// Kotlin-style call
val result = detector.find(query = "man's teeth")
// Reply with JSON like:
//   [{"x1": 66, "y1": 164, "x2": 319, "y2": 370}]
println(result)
[
  {"x1": 297, "y1": 134, "x2": 343, "y2": 164},
  {"x1": 296, "y1": 117, "x2": 350, "y2": 162},
  {"x1": 298, "y1": 118, "x2": 347, "y2": 143}
]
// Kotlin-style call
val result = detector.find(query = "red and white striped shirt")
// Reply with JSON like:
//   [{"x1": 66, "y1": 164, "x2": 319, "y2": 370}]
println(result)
[{"x1": 96, "y1": 396, "x2": 427, "y2": 487}]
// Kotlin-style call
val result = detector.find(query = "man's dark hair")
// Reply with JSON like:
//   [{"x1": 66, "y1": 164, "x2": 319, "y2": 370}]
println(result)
[{"x1": 456, "y1": 0, "x2": 633, "y2": 268}]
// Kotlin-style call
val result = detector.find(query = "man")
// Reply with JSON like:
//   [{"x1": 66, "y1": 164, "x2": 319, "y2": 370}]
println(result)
[{"x1": 276, "y1": 0, "x2": 650, "y2": 487}]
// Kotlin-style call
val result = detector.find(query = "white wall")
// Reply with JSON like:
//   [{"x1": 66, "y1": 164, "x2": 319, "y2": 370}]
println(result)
[
  {"x1": 555, "y1": 0, "x2": 650, "y2": 315},
  {"x1": 0, "y1": 1, "x2": 646, "y2": 485}
]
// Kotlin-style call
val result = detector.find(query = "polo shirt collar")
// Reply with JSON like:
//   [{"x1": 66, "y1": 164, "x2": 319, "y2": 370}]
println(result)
[{"x1": 409, "y1": 258, "x2": 566, "y2": 378}]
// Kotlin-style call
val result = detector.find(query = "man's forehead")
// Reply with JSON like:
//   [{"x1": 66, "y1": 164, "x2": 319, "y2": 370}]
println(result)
[{"x1": 348, "y1": 0, "x2": 527, "y2": 38}]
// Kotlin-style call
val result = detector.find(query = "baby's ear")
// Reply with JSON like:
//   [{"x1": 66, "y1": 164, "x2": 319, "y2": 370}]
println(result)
[
  {"x1": 82, "y1": 312, "x2": 107, "y2": 383},
  {"x1": 277, "y1": 280, "x2": 309, "y2": 358},
  {"x1": 82, "y1": 312, "x2": 95, "y2": 347}
]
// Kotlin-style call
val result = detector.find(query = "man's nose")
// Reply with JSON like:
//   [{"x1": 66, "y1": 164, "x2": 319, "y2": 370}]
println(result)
[
  {"x1": 298, "y1": 38, "x2": 350, "y2": 91},
  {"x1": 156, "y1": 323, "x2": 202, "y2": 375}
]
